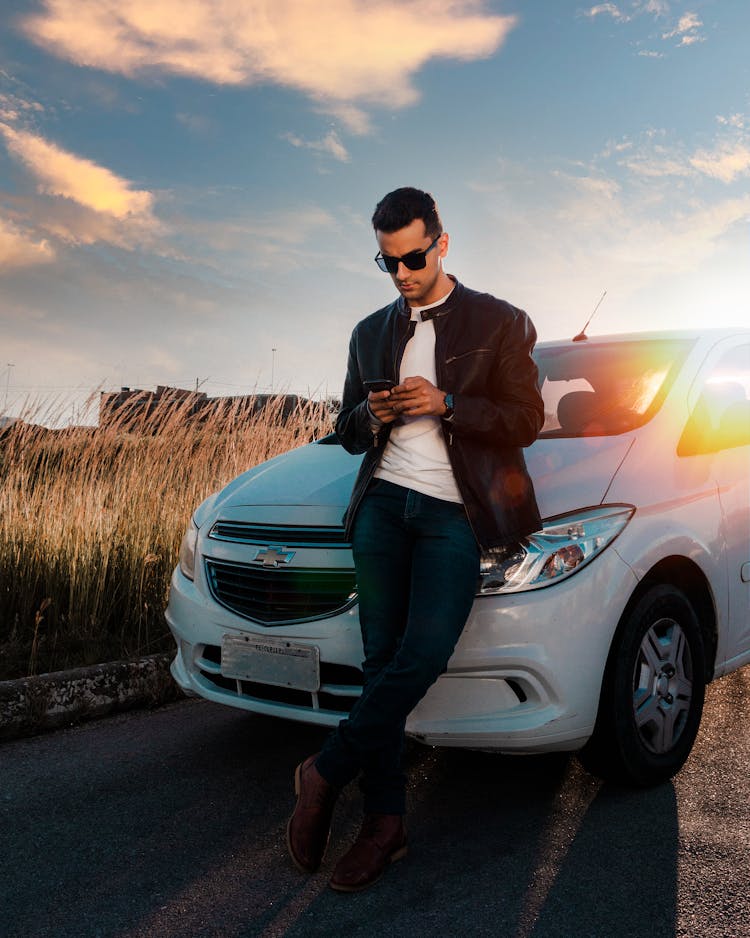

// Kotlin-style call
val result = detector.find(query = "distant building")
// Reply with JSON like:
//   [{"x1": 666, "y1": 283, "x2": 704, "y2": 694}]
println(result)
[{"x1": 98, "y1": 386, "x2": 310, "y2": 431}]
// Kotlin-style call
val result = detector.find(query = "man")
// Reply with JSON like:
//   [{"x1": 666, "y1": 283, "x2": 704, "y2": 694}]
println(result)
[{"x1": 287, "y1": 187, "x2": 544, "y2": 892}]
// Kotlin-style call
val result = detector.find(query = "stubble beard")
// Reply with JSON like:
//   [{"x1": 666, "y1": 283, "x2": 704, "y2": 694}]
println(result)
[{"x1": 394, "y1": 267, "x2": 439, "y2": 307}]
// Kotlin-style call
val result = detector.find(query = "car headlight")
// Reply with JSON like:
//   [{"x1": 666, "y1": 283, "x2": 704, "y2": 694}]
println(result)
[
  {"x1": 178, "y1": 519, "x2": 199, "y2": 580},
  {"x1": 478, "y1": 505, "x2": 634, "y2": 595}
]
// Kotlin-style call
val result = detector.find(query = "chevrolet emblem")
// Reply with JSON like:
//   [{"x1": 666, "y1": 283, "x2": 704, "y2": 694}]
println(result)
[{"x1": 253, "y1": 546, "x2": 296, "y2": 567}]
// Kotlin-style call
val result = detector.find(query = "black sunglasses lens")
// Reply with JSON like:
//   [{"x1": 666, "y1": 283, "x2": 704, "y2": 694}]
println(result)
[
  {"x1": 375, "y1": 237, "x2": 439, "y2": 273},
  {"x1": 400, "y1": 251, "x2": 427, "y2": 271},
  {"x1": 376, "y1": 251, "x2": 426, "y2": 273}
]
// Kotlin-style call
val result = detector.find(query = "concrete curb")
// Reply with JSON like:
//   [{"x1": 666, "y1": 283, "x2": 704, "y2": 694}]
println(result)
[{"x1": 0, "y1": 653, "x2": 183, "y2": 742}]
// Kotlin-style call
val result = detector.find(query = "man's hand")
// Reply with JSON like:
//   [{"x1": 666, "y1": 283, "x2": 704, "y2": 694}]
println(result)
[
  {"x1": 367, "y1": 388, "x2": 399, "y2": 424},
  {"x1": 389, "y1": 376, "x2": 447, "y2": 417}
]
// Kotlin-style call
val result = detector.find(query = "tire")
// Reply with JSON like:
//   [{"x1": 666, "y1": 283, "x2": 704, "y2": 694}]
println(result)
[{"x1": 578, "y1": 584, "x2": 706, "y2": 786}]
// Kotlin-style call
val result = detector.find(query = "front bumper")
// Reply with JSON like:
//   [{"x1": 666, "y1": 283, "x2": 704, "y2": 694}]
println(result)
[{"x1": 165, "y1": 546, "x2": 638, "y2": 754}]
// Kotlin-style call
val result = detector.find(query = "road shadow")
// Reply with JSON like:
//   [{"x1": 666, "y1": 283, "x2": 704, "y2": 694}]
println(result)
[
  {"x1": 3, "y1": 700, "x2": 679, "y2": 938},
  {"x1": 271, "y1": 745, "x2": 679, "y2": 938}
]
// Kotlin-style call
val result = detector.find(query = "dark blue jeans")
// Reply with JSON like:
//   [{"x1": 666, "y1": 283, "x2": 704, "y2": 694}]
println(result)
[{"x1": 316, "y1": 479, "x2": 480, "y2": 814}]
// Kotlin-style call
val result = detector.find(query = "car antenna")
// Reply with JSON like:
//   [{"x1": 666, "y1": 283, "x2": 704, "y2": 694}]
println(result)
[{"x1": 573, "y1": 290, "x2": 607, "y2": 342}]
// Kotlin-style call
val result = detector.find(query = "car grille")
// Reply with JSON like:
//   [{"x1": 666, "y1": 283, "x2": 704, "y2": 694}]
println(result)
[
  {"x1": 204, "y1": 558, "x2": 357, "y2": 625},
  {"x1": 209, "y1": 521, "x2": 349, "y2": 547}
]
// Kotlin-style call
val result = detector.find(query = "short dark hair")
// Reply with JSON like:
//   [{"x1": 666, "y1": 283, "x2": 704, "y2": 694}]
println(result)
[{"x1": 371, "y1": 187, "x2": 443, "y2": 239}]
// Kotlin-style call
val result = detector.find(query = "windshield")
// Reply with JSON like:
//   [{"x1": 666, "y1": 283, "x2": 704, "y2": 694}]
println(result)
[{"x1": 534, "y1": 339, "x2": 694, "y2": 438}]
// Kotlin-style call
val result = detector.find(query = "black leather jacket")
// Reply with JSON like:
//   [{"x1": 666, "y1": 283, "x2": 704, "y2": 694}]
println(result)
[{"x1": 335, "y1": 278, "x2": 544, "y2": 551}]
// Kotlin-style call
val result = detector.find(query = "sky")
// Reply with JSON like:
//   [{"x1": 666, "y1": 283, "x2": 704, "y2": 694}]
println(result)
[{"x1": 1, "y1": 0, "x2": 748, "y2": 423}]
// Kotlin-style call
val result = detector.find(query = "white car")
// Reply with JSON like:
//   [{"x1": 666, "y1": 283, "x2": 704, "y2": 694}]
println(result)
[{"x1": 166, "y1": 329, "x2": 750, "y2": 785}]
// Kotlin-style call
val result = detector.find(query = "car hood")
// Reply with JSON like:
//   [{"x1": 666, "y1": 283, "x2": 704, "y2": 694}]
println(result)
[
  {"x1": 202, "y1": 434, "x2": 635, "y2": 528},
  {"x1": 524, "y1": 435, "x2": 634, "y2": 518}
]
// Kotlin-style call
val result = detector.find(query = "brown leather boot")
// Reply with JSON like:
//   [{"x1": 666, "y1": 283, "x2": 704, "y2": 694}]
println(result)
[
  {"x1": 329, "y1": 813, "x2": 407, "y2": 892},
  {"x1": 286, "y1": 755, "x2": 339, "y2": 873}
]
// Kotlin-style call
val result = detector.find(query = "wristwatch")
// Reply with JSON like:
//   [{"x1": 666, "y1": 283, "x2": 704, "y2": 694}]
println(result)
[{"x1": 442, "y1": 392, "x2": 455, "y2": 422}]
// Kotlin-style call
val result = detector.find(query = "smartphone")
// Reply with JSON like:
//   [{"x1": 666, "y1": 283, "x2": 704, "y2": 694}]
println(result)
[{"x1": 363, "y1": 379, "x2": 395, "y2": 393}]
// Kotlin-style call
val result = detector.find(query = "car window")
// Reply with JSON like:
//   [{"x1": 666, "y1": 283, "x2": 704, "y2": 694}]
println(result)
[
  {"x1": 678, "y1": 343, "x2": 750, "y2": 456},
  {"x1": 534, "y1": 339, "x2": 694, "y2": 438}
]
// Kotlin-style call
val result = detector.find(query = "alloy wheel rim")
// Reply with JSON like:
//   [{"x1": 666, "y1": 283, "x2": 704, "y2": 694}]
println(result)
[{"x1": 632, "y1": 616, "x2": 693, "y2": 754}]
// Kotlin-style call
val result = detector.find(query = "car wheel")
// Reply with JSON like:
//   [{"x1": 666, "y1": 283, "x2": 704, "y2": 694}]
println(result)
[{"x1": 578, "y1": 584, "x2": 706, "y2": 786}]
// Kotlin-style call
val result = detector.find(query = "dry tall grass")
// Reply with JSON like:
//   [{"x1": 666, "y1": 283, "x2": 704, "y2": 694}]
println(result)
[{"x1": 0, "y1": 393, "x2": 333, "y2": 680}]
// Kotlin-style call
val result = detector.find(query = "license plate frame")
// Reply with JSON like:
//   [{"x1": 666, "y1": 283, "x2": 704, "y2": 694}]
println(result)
[{"x1": 221, "y1": 634, "x2": 320, "y2": 692}]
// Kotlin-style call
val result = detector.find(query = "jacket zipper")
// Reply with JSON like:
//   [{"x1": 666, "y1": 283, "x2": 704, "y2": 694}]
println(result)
[
  {"x1": 372, "y1": 317, "x2": 415, "y2": 450},
  {"x1": 444, "y1": 347, "x2": 493, "y2": 365},
  {"x1": 359, "y1": 313, "x2": 413, "y2": 500},
  {"x1": 434, "y1": 318, "x2": 480, "y2": 545},
  {"x1": 435, "y1": 319, "x2": 453, "y2": 447},
  {"x1": 394, "y1": 319, "x2": 416, "y2": 376}
]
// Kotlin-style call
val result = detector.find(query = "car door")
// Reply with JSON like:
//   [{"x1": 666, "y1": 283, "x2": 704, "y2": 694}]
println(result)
[{"x1": 680, "y1": 338, "x2": 750, "y2": 664}]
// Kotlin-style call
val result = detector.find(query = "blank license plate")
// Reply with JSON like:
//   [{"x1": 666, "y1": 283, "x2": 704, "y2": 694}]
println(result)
[{"x1": 221, "y1": 634, "x2": 320, "y2": 692}]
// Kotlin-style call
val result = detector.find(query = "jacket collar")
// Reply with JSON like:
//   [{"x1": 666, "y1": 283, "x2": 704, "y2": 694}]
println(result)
[{"x1": 397, "y1": 275, "x2": 463, "y2": 319}]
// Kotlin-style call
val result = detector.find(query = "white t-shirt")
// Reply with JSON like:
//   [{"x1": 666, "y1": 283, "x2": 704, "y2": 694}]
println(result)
[{"x1": 373, "y1": 290, "x2": 462, "y2": 503}]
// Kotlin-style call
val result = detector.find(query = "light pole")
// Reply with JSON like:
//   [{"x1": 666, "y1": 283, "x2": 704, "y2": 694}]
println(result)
[
  {"x1": 271, "y1": 348, "x2": 277, "y2": 393},
  {"x1": 3, "y1": 363, "x2": 13, "y2": 416}
]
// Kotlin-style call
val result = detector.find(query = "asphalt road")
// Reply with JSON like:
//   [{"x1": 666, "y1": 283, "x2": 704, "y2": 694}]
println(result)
[{"x1": 3, "y1": 667, "x2": 749, "y2": 938}]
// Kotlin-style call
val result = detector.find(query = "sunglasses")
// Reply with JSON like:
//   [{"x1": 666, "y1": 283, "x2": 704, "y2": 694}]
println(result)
[{"x1": 374, "y1": 235, "x2": 441, "y2": 274}]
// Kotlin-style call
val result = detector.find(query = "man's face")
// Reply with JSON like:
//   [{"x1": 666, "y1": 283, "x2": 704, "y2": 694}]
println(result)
[{"x1": 375, "y1": 218, "x2": 449, "y2": 307}]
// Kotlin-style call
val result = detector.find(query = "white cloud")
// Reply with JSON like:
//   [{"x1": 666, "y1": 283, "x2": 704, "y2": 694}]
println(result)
[
  {"x1": 634, "y1": 0, "x2": 670, "y2": 15},
  {"x1": 0, "y1": 124, "x2": 171, "y2": 256},
  {"x1": 18, "y1": 196, "x2": 170, "y2": 252},
  {"x1": 315, "y1": 103, "x2": 373, "y2": 137},
  {"x1": 584, "y1": 4, "x2": 630, "y2": 22},
  {"x1": 283, "y1": 130, "x2": 350, "y2": 162},
  {"x1": 601, "y1": 138, "x2": 635, "y2": 158},
  {"x1": 662, "y1": 11, "x2": 705, "y2": 45},
  {"x1": 0, "y1": 92, "x2": 45, "y2": 123},
  {"x1": 648, "y1": 197, "x2": 750, "y2": 271},
  {"x1": 583, "y1": 1, "x2": 670, "y2": 24},
  {"x1": 142, "y1": 345, "x2": 183, "y2": 375},
  {"x1": 617, "y1": 132, "x2": 750, "y2": 184},
  {"x1": 463, "y1": 158, "x2": 750, "y2": 341},
  {"x1": 552, "y1": 170, "x2": 621, "y2": 205},
  {"x1": 21, "y1": 0, "x2": 516, "y2": 122},
  {"x1": 181, "y1": 204, "x2": 340, "y2": 271},
  {"x1": 0, "y1": 123, "x2": 155, "y2": 220},
  {"x1": 718, "y1": 114, "x2": 745, "y2": 130},
  {"x1": 676, "y1": 32, "x2": 704, "y2": 46},
  {"x1": 623, "y1": 153, "x2": 693, "y2": 178},
  {"x1": 581, "y1": 1, "x2": 708, "y2": 52},
  {"x1": 467, "y1": 127, "x2": 750, "y2": 307},
  {"x1": 0, "y1": 216, "x2": 55, "y2": 270},
  {"x1": 176, "y1": 112, "x2": 214, "y2": 134},
  {"x1": 689, "y1": 142, "x2": 750, "y2": 183}
]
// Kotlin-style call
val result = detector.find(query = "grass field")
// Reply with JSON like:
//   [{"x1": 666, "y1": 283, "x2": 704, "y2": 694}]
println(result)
[{"x1": 0, "y1": 394, "x2": 332, "y2": 681}]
